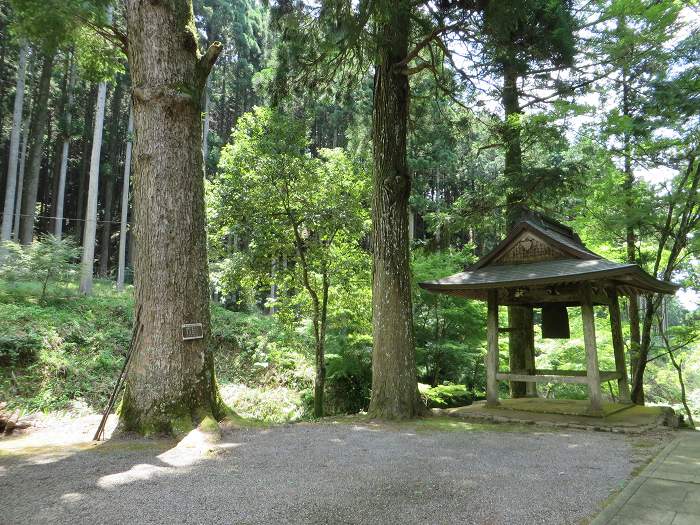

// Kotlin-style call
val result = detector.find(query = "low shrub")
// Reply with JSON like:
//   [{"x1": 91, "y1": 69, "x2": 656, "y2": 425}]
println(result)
[{"x1": 420, "y1": 383, "x2": 474, "y2": 408}]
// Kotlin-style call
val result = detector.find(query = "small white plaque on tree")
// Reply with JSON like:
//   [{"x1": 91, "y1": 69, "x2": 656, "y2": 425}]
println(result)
[{"x1": 182, "y1": 323, "x2": 204, "y2": 341}]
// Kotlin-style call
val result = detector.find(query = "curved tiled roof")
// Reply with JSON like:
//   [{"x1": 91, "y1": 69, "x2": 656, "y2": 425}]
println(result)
[{"x1": 419, "y1": 211, "x2": 678, "y2": 302}]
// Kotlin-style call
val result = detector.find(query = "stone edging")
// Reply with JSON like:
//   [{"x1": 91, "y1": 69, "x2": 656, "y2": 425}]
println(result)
[
  {"x1": 589, "y1": 436, "x2": 683, "y2": 524},
  {"x1": 441, "y1": 408, "x2": 673, "y2": 435}
]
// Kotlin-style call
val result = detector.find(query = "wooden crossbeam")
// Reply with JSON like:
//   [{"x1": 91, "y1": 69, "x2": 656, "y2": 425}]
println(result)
[{"x1": 496, "y1": 370, "x2": 621, "y2": 385}]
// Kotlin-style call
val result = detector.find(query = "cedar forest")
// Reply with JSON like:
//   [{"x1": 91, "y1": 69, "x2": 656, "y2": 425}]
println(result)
[{"x1": 0, "y1": 0, "x2": 699, "y2": 432}]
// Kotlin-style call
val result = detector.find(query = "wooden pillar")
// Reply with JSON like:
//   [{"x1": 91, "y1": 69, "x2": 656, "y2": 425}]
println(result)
[
  {"x1": 581, "y1": 282, "x2": 603, "y2": 415},
  {"x1": 607, "y1": 286, "x2": 632, "y2": 404},
  {"x1": 523, "y1": 307, "x2": 537, "y2": 397},
  {"x1": 486, "y1": 290, "x2": 500, "y2": 407}
]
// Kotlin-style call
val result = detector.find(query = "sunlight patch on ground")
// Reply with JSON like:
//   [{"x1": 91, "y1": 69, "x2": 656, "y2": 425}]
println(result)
[{"x1": 98, "y1": 463, "x2": 175, "y2": 489}]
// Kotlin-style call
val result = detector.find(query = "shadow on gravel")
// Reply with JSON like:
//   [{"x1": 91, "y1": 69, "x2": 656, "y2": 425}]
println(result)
[{"x1": 0, "y1": 419, "x2": 666, "y2": 525}]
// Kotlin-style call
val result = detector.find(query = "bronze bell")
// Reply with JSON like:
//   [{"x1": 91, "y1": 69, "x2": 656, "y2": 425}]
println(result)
[{"x1": 542, "y1": 304, "x2": 570, "y2": 339}]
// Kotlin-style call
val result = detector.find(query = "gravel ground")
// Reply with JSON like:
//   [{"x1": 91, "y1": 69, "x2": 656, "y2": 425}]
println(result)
[{"x1": 0, "y1": 420, "x2": 658, "y2": 524}]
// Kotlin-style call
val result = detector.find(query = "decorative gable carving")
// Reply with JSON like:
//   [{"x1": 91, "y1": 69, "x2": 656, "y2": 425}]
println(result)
[{"x1": 492, "y1": 232, "x2": 566, "y2": 266}]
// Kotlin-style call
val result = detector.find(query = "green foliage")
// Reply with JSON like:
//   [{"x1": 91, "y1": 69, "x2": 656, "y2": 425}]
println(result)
[
  {"x1": 0, "y1": 279, "x2": 132, "y2": 413},
  {"x1": 479, "y1": 0, "x2": 576, "y2": 72},
  {"x1": 8, "y1": 0, "x2": 111, "y2": 52},
  {"x1": 413, "y1": 249, "x2": 487, "y2": 392},
  {"x1": 1, "y1": 236, "x2": 80, "y2": 301},
  {"x1": 419, "y1": 383, "x2": 474, "y2": 409},
  {"x1": 212, "y1": 306, "x2": 313, "y2": 390},
  {"x1": 74, "y1": 26, "x2": 126, "y2": 83}
]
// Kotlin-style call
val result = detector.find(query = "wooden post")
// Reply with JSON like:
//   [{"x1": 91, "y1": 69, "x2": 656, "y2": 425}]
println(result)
[
  {"x1": 523, "y1": 306, "x2": 538, "y2": 397},
  {"x1": 607, "y1": 287, "x2": 632, "y2": 404},
  {"x1": 486, "y1": 290, "x2": 500, "y2": 407},
  {"x1": 581, "y1": 283, "x2": 603, "y2": 415}
]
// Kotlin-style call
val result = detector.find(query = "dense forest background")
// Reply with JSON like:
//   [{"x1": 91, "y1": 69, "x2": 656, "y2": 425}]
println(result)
[{"x1": 0, "y1": 0, "x2": 699, "y2": 423}]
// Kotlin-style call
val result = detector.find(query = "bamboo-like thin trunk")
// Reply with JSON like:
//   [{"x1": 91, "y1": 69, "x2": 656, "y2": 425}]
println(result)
[
  {"x1": 117, "y1": 107, "x2": 133, "y2": 292},
  {"x1": 79, "y1": 43, "x2": 110, "y2": 294},
  {"x1": 13, "y1": 113, "x2": 30, "y2": 240},
  {"x1": 202, "y1": 76, "x2": 210, "y2": 170},
  {"x1": 1, "y1": 40, "x2": 28, "y2": 241},
  {"x1": 99, "y1": 76, "x2": 125, "y2": 276},
  {"x1": 19, "y1": 51, "x2": 54, "y2": 245},
  {"x1": 54, "y1": 54, "x2": 76, "y2": 239}
]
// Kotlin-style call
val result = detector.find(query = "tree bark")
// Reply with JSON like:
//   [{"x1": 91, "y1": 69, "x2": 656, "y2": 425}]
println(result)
[
  {"x1": 117, "y1": 107, "x2": 133, "y2": 292},
  {"x1": 1, "y1": 40, "x2": 28, "y2": 242},
  {"x1": 631, "y1": 295, "x2": 657, "y2": 404},
  {"x1": 617, "y1": 17, "x2": 642, "y2": 391},
  {"x1": 99, "y1": 77, "x2": 125, "y2": 276},
  {"x1": 54, "y1": 53, "x2": 76, "y2": 239},
  {"x1": 13, "y1": 112, "x2": 31, "y2": 240},
  {"x1": 79, "y1": 65, "x2": 109, "y2": 294},
  {"x1": 75, "y1": 84, "x2": 97, "y2": 238},
  {"x1": 367, "y1": 0, "x2": 423, "y2": 419},
  {"x1": 120, "y1": 0, "x2": 224, "y2": 434},
  {"x1": 202, "y1": 76, "x2": 210, "y2": 172},
  {"x1": 501, "y1": 60, "x2": 530, "y2": 398},
  {"x1": 19, "y1": 51, "x2": 54, "y2": 245}
]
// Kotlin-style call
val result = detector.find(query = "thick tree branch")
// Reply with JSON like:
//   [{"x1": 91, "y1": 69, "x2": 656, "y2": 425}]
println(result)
[{"x1": 197, "y1": 41, "x2": 223, "y2": 82}]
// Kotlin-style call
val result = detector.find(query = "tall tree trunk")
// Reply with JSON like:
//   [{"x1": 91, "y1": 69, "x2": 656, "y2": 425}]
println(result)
[
  {"x1": 120, "y1": 0, "x2": 224, "y2": 434},
  {"x1": 19, "y1": 51, "x2": 54, "y2": 245},
  {"x1": 13, "y1": 112, "x2": 31, "y2": 240},
  {"x1": 75, "y1": 84, "x2": 97, "y2": 236},
  {"x1": 367, "y1": 0, "x2": 423, "y2": 419},
  {"x1": 202, "y1": 76, "x2": 210, "y2": 172},
  {"x1": 117, "y1": 107, "x2": 133, "y2": 291},
  {"x1": 617, "y1": 17, "x2": 642, "y2": 402},
  {"x1": 53, "y1": 53, "x2": 76, "y2": 239},
  {"x1": 1, "y1": 40, "x2": 28, "y2": 241},
  {"x1": 502, "y1": 60, "x2": 530, "y2": 398},
  {"x1": 623, "y1": 116, "x2": 642, "y2": 400},
  {"x1": 79, "y1": 67, "x2": 109, "y2": 293},
  {"x1": 99, "y1": 77, "x2": 125, "y2": 276},
  {"x1": 631, "y1": 296, "x2": 657, "y2": 403}
]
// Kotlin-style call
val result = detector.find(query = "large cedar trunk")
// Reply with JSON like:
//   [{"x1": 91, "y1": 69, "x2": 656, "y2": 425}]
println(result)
[
  {"x1": 120, "y1": 0, "x2": 224, "y2": 434},
  {"x1": 620, "y1": 66, "x2": 642, "y2": 398},
  {"x1": 367, "y1": 0, "x2": 423, "y2": 419},
  {"x1": 502, "y1": 61, "x2": 531, "y2": 397}
]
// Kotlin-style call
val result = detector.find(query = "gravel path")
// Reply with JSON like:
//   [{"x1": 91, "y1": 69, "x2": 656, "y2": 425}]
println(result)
[{"x1": 0, "y1": 421, "x2": 655, "y2": 524}]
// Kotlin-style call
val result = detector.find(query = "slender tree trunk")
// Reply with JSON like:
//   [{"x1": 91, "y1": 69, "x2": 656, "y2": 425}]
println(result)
[
  {"x1": 98, "y1": 172, "x2": 115, "y2": 275},
  {"x1": 202, "y1": 76, "x2": 210, "y2": 171},
  {"x1": 13, "y1": 112, "x2": 31, "y2": 240},
  {"x1": 502, "y1": 60, "x2": 531, "y2": 398},
  {"x1": 79, "y1": 70, "x2": 108, "y2": 293},
  {"x1": 313, "y1": 270, "x2": 329, "y2": 418},
  {"x1": 117, "y1": 107, "x2": 133, "y2": 292},
  {"x1": 120, "y1": 0, "x2": 224, "y2": 434},
  {"x1": 367, "y1": 0, "x2": 423, "y2": 419},
  {"x1": 75, "y1": 85, "x2": 97, "y2": 237},
  {"x1": 54, "y1": 53, "x2": 76, "y2": 239},
  {"x1": 99, "y1": 77, "x2": 125, "y2": 276},
  {"x1": 19, "y1": 51, "x2": 54, "y2": 245},
  {"x1": 631, "y1": 295, "x2": 658, "y2": 403},
  {"x1": 1, "y1": 40, "x2": 28, "y2": 241}
]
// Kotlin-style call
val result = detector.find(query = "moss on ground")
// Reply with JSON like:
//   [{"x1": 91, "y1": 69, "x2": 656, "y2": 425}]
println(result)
[{"x1": 322, "y1": 414, "x2": 553, "y2": 433}]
